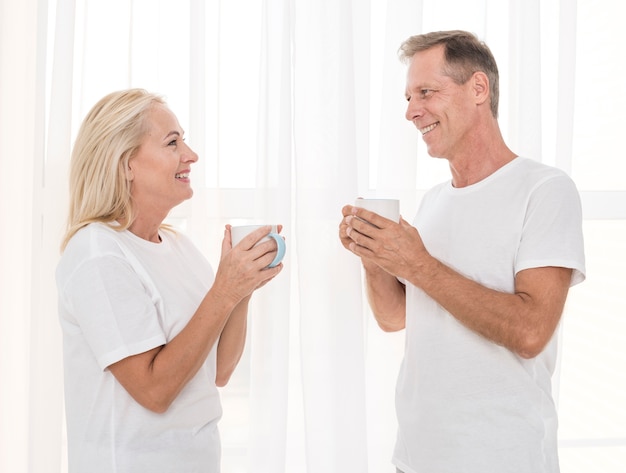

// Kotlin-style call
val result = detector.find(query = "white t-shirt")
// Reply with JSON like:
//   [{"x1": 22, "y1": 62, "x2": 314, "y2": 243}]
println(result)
[
  {"x1": 56, "y1": 223, "x2": 222, "y2": 473},
  {"x1": 393, "y1": 158, "x2": 586, "y2": 473}
]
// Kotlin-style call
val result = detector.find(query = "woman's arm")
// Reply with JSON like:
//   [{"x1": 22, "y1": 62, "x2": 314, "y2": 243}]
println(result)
[
  {"x1": 215, "y1": 295, "x2": 250, "y2": 387},
  {"x1": 108, "y1": 226, "x2": 281, "y2": 413}
]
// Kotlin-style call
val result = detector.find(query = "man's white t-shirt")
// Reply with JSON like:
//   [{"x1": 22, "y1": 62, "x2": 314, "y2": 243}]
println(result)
[
  {"x1": 56, "y1": 223, "x2": 222, "y2": 473},
  {"x1": 393, "y1": 157, "x2": 586, "y2": 473}
]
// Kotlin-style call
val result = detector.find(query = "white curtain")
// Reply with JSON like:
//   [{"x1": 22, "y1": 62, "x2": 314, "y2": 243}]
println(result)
[{"x1": 2, "y1": 0, "x2": 625, "y2": 472}]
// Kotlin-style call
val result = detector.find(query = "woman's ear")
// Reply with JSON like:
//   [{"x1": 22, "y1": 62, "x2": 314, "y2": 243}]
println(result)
[{"x1": 123, "y1": 160, "x2": 134, "y2": 181}]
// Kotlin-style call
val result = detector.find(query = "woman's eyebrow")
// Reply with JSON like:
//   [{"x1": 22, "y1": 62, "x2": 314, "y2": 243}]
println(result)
[{"x1": 163, "y1": 130, "x2": 181, "y2": 141}]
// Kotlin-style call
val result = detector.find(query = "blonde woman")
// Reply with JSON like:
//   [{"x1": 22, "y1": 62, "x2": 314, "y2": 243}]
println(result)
[{"x1": 56, "y1": 89, "x2": 283, "y2": 473}]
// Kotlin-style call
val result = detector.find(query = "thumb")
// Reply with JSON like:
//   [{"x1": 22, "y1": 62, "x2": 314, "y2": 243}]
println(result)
[{"x1": 220, "y1": 225, "x2": 233, "y2": 260}]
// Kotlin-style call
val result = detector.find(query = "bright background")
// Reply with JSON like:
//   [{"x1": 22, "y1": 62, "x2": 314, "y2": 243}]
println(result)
[{"x1": 1, "y1": 0, "x2": 624, "y2": 472}]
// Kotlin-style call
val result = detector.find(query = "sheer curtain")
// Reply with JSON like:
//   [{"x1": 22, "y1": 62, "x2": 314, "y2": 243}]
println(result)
[{"x1": 1, "y1": 0, "x2": 625, "y2": 472}]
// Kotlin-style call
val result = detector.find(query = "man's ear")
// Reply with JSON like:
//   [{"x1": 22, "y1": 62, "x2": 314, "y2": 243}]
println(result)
[{"x1": 472, "y1": 71, "x2": 490, "y2": 106}]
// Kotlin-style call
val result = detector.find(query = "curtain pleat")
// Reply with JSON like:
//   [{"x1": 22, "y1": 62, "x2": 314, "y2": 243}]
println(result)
[{"x1": 0, "y1": 1, "x2": 41, "y2": 471}]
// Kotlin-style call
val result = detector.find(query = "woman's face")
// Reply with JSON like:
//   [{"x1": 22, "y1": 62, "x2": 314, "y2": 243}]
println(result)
[{"x1": 127, "y1": 103, "x2": 198, "y2": 217}]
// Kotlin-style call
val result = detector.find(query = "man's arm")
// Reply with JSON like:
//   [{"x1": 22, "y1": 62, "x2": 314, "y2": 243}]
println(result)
[
  {"x1": 363, "y1": 260, "x2": 407, "y2": 332},
  {"x1": 345, "y1": 206, "x2": 572, "y2": 358},
  {"x1": 340, "y1": 205, "x2": 407, "y2": 331},
  {"x1": 412, "y1": 259, "x2": 571, "y2": 358}
]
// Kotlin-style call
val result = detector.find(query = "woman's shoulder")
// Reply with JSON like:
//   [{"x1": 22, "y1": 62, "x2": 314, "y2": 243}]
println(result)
[
  {"x1": 59, "y1": 223, "x2": 131, "y2": 273},
  {"x1": 65, "y1": 222, "x2": 127, "y2": 254},
  {"x1": 56, "y1": 223, "x2": 131, "y2": 288}
]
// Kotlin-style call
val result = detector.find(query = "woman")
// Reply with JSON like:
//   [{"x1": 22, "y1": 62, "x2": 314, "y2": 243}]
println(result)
[{"x1": 56, "y1": 88, "x2": 283, "y2": 472}]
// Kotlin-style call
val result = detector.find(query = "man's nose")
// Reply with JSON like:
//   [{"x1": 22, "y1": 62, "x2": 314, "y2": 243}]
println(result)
[{"x1": 405, "y1": 98, "x2": 423, "y2": 122}]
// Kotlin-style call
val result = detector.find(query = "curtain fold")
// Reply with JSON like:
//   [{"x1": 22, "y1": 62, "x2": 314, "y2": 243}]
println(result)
[
  {"x1": 555, "y1": 0, "x2": 577, "y2": 175},
  {"x1": 292, "y1": 1, "x2": 369, "y2": 470},
  {"x1": 0, "y1": 0, "x2": 39, "y2": 471},
  {"x1": 30, "y1": 0, "x2": 76, "y2": 470},
  {"x1": 244, "y1": 1, "x2": 293, "y2": 471},
  {"x1": 0, "y1": 0, "x2": 68, "y2": 470},
  {"x1": 0, "y1": 1, "x2": 597, "y2": 472}
]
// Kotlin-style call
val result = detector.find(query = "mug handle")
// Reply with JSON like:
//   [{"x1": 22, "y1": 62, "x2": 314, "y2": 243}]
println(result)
[{"x1": 266, "y1": 232, "x2": 286, "y2": 268}]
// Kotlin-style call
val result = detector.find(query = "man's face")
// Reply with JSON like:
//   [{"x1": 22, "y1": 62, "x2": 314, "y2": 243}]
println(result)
[{"x1": 404, "y1": 45, "x2": 477, "y2": 160}]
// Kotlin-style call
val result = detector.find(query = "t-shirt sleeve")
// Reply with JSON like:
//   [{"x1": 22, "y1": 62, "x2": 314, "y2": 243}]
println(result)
[
  {"x1": 62, "y1": 254, "x2": 167, "y2": 370},
  {"x1": 515, "y1": 174, "x2": 586, "y2": 286}
]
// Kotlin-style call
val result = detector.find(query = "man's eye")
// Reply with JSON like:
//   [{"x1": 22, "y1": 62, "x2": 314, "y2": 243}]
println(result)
[{"x1": 421, "y1": 89, "x2": 434, "y2": 98}]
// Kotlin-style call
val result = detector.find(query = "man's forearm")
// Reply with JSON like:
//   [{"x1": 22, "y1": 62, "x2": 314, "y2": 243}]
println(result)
[{"x1": 364, "y1": 261, "x2": 406, "y2": 332}]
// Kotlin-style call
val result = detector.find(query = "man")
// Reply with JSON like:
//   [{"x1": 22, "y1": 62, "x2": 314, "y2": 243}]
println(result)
[{"x1": 339, "y1": 30, "x2": 585, "y2": 473}]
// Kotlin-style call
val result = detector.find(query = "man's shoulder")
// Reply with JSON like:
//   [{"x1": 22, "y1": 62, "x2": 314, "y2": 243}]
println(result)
[{"x1": 514, "y1": 156, "x2": 570, "y2": 180}]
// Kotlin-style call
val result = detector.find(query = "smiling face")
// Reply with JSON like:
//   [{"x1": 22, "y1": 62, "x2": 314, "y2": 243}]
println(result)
[
  {"x1": 404, "y1": 45, "x2": 479, "y2": 161},
  {"x1": 127, "y1": 103, "x2": 198, "y2": 219}
]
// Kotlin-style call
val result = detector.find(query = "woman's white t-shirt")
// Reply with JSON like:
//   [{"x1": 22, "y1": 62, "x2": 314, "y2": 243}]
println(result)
[
  {"x1": 56, "y1": 223, "x2": 221, "y2": 473},
  {"x1": 393, "y1": 158, "x2": 586, "y2": 473}
]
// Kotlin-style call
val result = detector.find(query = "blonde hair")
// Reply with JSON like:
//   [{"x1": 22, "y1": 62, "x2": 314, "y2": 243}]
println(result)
[{"x1": 61, "y1": 88, "x2": 166, "y2": 251}]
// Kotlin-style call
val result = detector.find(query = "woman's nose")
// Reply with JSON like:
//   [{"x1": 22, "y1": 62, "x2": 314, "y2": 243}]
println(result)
[{"x1": 182, "y1": 143, "x2": 199, "y2": 163}]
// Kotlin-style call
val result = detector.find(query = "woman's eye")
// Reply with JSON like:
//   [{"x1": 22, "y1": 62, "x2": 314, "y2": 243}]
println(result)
[
  {"x1": 421, "y1": 89, "x2": 433, "y2": 98},
  {"x1": 168, "y1": 136, "x2": 186, "y2": 147}
]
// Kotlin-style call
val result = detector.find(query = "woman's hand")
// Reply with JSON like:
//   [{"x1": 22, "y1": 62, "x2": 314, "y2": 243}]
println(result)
[{"x1": 212, "y1": 225, "x2": 283, "y2": 305}]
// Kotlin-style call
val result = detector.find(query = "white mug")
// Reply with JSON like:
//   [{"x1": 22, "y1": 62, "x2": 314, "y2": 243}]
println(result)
[
  {"x1": 230, "y1": 224, "x2": 286, "y2": 268},
  {"x1": 354, "y1": 198, "x2": 400, "y2": 223}
]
